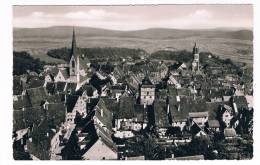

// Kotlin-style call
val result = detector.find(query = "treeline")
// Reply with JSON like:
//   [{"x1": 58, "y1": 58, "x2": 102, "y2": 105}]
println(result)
[
  {"x1": 150, "y1": 50, "x2": 213, "y2": 63},
  {"x1": 150, "y1": 50, "x2": 193, "y2": 63},
  {"x1": 47, "y1": 47, "x2": 71, "y2": 61},
  {"x1": 47, "y1": 47, "x2": 148, "y2": 62},
  {"x1": 13, "y1": 51, "x2": 45, "y2": 75}
]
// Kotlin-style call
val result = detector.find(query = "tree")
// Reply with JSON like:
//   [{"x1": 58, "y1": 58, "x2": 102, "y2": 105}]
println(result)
[{"x1": 13, "y1": 51, "x2": 45, "y2": 75}]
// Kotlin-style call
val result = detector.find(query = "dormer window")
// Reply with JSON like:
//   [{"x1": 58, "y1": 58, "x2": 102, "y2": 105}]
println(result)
[{"x1": 72, "y1": 60, "x2": 75, "y2": 68}]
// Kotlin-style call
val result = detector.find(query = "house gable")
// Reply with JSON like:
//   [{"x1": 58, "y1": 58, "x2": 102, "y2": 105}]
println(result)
[{"x1": 82, "y1": 138, "x2": 117, "y2": 160}]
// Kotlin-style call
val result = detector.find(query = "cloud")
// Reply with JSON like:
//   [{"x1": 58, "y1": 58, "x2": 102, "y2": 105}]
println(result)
[
  {"x1": 31, "y1": 11, "x2": 45, "y2": 17},
  {"x1": 13, "y1": 7, "x2": 251, "y2": 30},
  {"x1": 189, "y1": 9, "x2": 212, "y2": 19},
  {"x1": 13, "y1": 9, "x2": 137, "y2": 29},
  {"x1": 64, "y1": 9, "x2": 128, "y2": 21}
]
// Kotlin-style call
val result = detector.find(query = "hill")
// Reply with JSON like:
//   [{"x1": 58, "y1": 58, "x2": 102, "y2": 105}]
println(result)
[{"x1": 13, "y1": 26, "x2": 253, "y2": 65}]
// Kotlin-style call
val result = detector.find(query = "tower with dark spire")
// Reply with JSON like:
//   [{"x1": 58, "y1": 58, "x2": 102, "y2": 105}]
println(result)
[
  {"x1": 69, "y1": 27, "x2": 79, "y2": 82},
  {"x1": 70, "y1": 27, "x2": 78, "y2": 59},
  {"x1": 192, "y1": 42, "x2": 200, "y2": 72}
]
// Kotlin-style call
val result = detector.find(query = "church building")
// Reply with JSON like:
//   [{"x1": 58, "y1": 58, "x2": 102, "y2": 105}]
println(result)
[{"x1": 68, "y1": 27, "x2": 91, "y2": 89}]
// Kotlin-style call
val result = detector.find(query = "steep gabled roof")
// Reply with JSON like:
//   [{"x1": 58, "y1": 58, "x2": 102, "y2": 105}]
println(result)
[
  {"x1": 45, "y1": 82, "x2": 55, "y2": 94},
  {"x1": 79, "y1": 54, "x2": 91, "y2": 71},
  {"x1": 134, "y1": 104, "x2": 146, "y2": 122},
  {"x1": 46, "y1": 93, "x2": 63, "y2": 103},
  {"x1": 23, "y1": 106, "x2": 45, "y2": 127},
  {"x1": 48, "y1": 67, "x2": 59, "y2": 77},
  {"x1": 154, "y1": 100, "x2": 170, "y2": 128},
  {"x1": 76, "y1": 83, "x2": 97, "y2": 96},
  {"x1": 59, "y1": 69, "x2": 70, "y2": 80},
  {"x1": 233, "y1": 96, "x2": 248, "y2": 110},
  {"x1": 190, "y1": 122, "x2": 204, "y2": 135},
  {"x1": 64, "y1": 83, "x2": 77, "y2": 94},
  {"x1": 169, "y1": 97, "x2": 208, "y2": 121},
  {"x1": 66, "y1": 95, "x2": 79, "y2": 113},
  {"x1": 118, "y1": 96, "x2": 135, "y2": 119},
  {"x1": 205, "y1": 102, "x2": 221, "y2": 120},
  {"x1": 156, "y1": 89, "x2": 168, "y2": 100},
  {"x1": 46, "y1": 103, "x2": 66, "y2": 126},
  {"x1": 141, "y1": 75, "x2": 153, "y2": 86},
  {"x1": 95, "y1": 97, "x2": 118, "y2": 131},
  {"x1": 26, "y1": 87, "x2": 47, "y2": 106}
]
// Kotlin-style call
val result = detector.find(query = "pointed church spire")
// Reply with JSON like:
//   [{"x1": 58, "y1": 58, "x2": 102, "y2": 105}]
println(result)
[
  {"x1": 70, "y1": 26, "x2": 78, "y2": 59},
  {"x1": 193, "y1": 42, "x2": 199, "y2": 54}
]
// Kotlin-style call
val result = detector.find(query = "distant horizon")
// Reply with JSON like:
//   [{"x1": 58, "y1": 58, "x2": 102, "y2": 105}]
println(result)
[
  {"x1": 13, "y1": 5, "x2": 253, "y2": 31},
  {"x1": 13, "y1": 25, "x2": 253, "y2": 32}
]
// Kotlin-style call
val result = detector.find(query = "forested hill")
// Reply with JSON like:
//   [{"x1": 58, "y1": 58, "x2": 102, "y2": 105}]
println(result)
[
  {"x1": 13, "y1": 26, "x2": 253, "y2": 65},
  {"x1": 14, "y1": 26, "x2": 253, "y2": 41},
  {"x1": 13, "y1": 51, "x2": 45, "y2": 75}
]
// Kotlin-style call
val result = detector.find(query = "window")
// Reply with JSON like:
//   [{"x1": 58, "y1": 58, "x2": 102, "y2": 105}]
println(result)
[{"x1": 72, "y1": 61, "x2": 75, "y2": 68}]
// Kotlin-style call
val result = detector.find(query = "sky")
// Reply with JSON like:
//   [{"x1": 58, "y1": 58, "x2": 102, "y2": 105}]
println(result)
[{"x1": 13, "y1": 5, "x2": 253, "y2": 30}]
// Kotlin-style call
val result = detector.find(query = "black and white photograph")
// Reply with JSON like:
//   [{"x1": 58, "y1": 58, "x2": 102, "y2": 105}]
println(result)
[{"x1": 0, "y1": 0, "x2": 257, "y2": 162}]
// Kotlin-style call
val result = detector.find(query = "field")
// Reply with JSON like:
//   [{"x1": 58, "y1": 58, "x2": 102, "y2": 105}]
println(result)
[{"x1": 13, "y1": 26, "x2": 253, "y2": 66}]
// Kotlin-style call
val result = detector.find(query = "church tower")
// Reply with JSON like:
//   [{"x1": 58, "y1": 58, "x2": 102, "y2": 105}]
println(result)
[
  {"x1": 69, "y1": 27, "x2": 79, "y2": 83},
  {"x1": 192, "y1": 42, "x2": 200, "y2": 72}
]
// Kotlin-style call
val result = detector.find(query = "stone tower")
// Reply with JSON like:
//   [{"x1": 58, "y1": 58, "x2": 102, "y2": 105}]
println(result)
[
  {"x1": 192, "y1": 42, "x2": 200, "y2": 72},
  {"x1": 140, "y1": 74, "x2": 155, "y2": 106}
]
